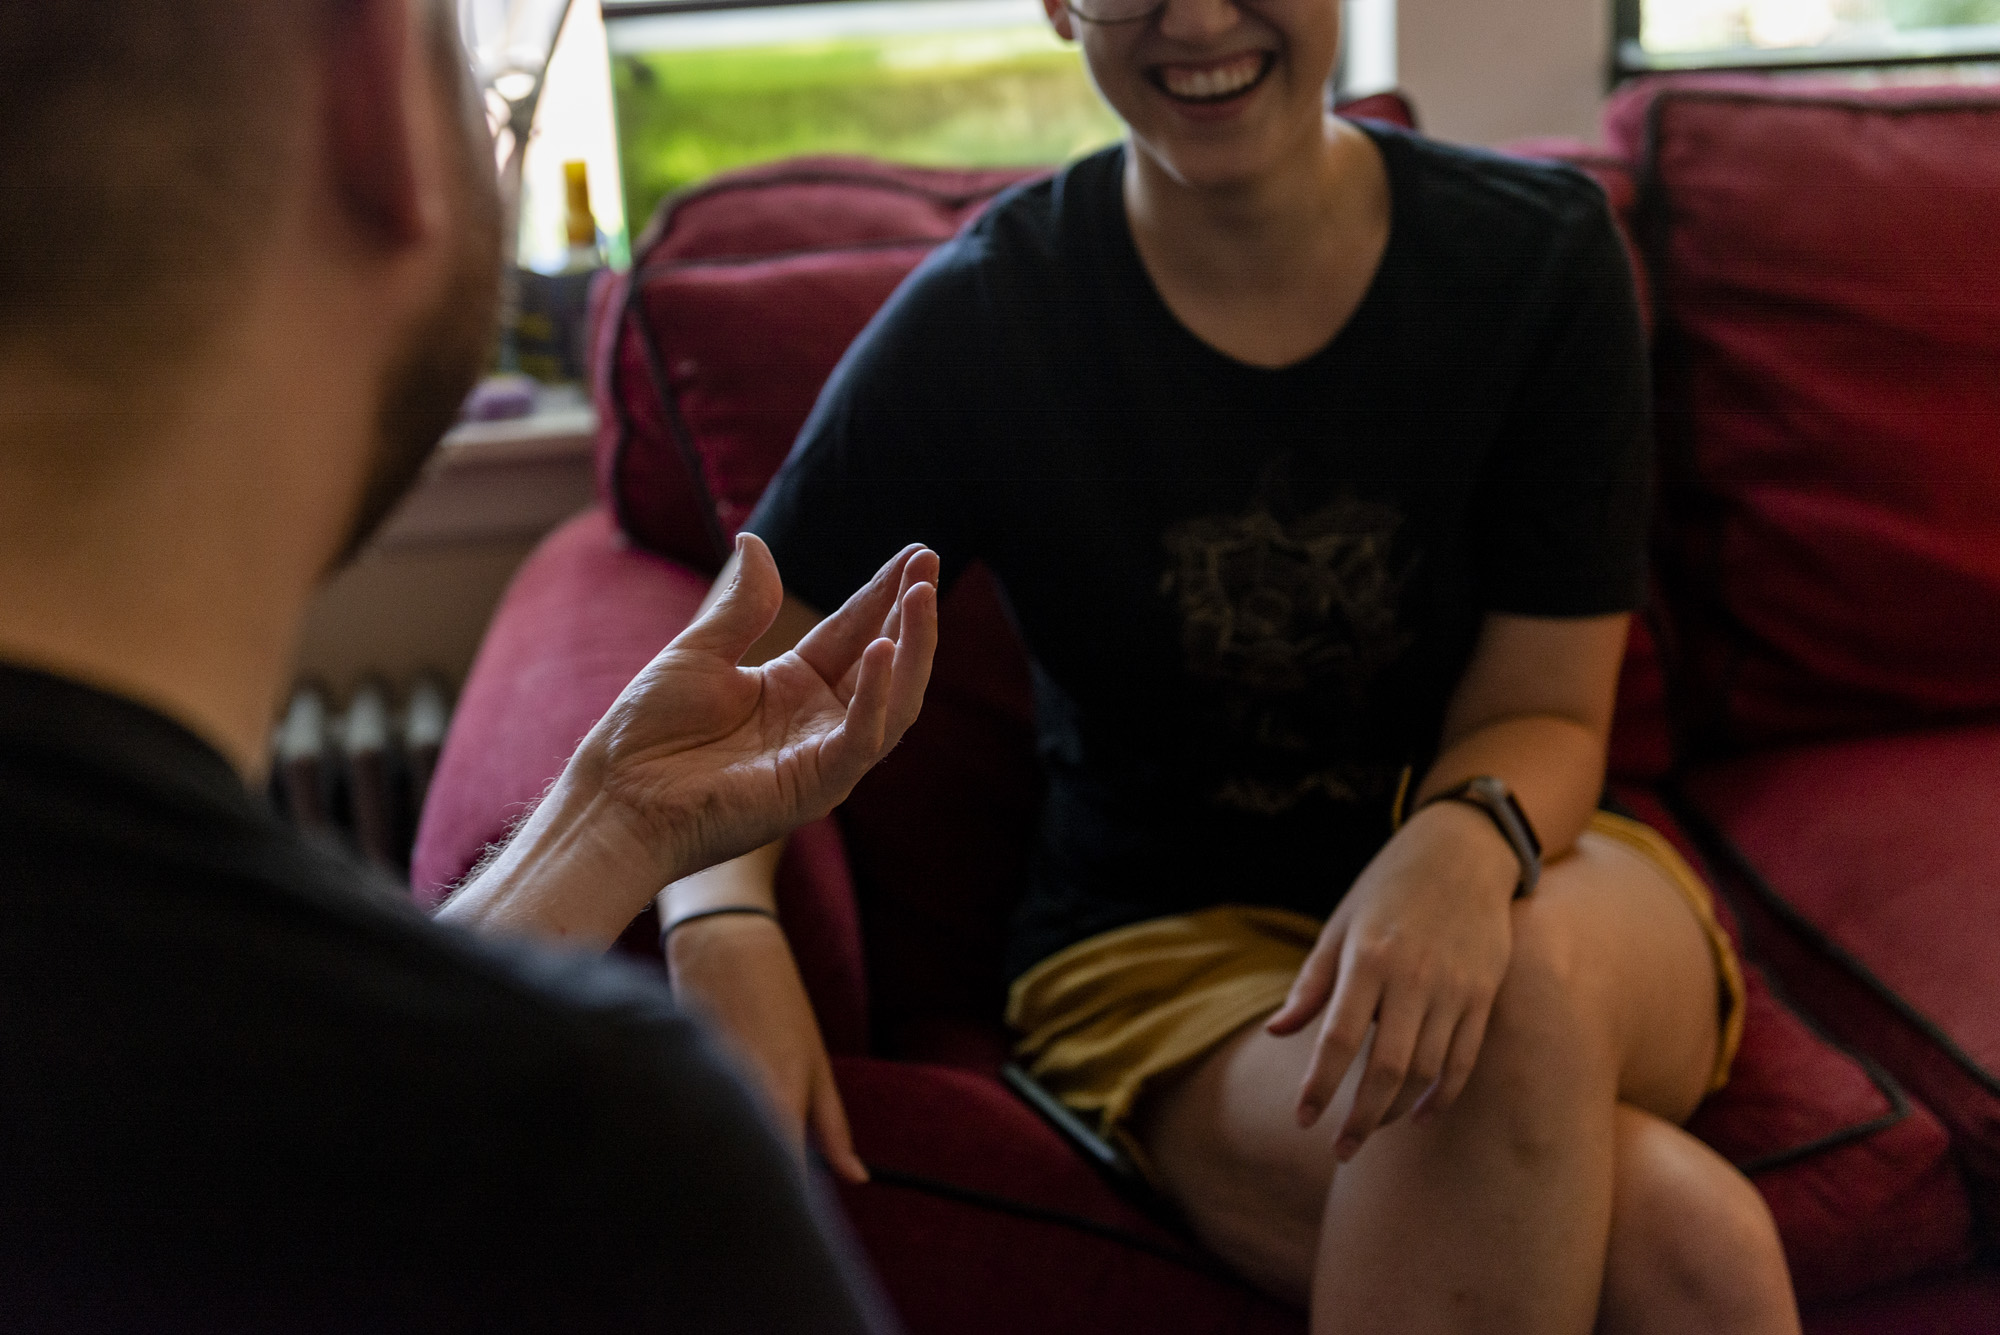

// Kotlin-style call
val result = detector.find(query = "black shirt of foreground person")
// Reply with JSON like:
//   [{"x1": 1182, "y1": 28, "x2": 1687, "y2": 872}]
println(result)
[
  {"x1": 0, "y1": 662, "x2": 891, "y2": 1334},
  {"x1": 749, "y1": 121, "x2": 1650, "y2": 979}
]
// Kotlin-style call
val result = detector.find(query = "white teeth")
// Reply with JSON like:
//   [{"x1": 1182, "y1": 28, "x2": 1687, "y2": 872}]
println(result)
[{"x1": 1162, "y1": 56, "x2": 1263, "y2": 100}]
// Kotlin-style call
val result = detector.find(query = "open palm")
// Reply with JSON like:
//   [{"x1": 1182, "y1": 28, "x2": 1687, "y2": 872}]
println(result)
[{"x1": 589, "y1": 535, "x2": 939, "y2": 883}]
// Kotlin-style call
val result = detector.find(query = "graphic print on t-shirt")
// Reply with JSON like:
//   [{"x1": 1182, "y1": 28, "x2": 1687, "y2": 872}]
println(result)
[{"x1": 1160, "y1": 484, "x2": 1414, "y2": 817}]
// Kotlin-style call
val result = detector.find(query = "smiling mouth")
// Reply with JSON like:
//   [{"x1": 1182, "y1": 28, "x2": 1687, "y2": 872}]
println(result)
[{"x1": 1150, "y1": 51, "x2": 1275, "y2": 105}]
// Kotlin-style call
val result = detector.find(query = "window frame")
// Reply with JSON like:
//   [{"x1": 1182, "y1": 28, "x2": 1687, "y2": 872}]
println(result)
[{"x1": 1612, "y1": 0, "x2": 2000, "y2": 77}]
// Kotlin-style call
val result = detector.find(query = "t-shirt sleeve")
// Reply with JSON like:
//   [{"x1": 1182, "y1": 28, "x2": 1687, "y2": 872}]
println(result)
[
  {"x1": 1475, "y1": 183, "x2": 1652, "y2": 617},
  {"x1": 745, "y1": 242, "x2": 992, "y2": 617}
]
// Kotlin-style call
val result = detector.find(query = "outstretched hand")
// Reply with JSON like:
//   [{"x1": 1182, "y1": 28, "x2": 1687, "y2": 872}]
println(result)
[
  {"x1": 438, "y1": 536, "x2": 937, "y2": 948},
  {"x1": 589, "y1": 534, "x2": 939, "y2": 884}
]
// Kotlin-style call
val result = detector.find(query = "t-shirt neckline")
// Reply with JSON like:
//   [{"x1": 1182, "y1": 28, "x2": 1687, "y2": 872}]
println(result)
[{"x1": 1103, "y1": 119, "x2": 1408, "y2": 378}]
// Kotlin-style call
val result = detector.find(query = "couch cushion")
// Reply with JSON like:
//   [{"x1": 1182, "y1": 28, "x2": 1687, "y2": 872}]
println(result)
[
  {"x1": 1798, "y1": 1269, "x2": 2000, "y2": 1335},
  {"x1": 833, "y1": 1056, "x2": 1299, "y2": 1335},
  {"x1": 1614, "y1": 82, "x2": 2000, "y2": 750},
  {"x1": 1677, "y1": 723, "x2": 2000, "y2": 1243},
  {"x1": 1611, "y1": 787, "x2": 1973, "y2": 1300},
  {"x1": 409, "y1": 509, "x2": 870, "y2": 1052}
]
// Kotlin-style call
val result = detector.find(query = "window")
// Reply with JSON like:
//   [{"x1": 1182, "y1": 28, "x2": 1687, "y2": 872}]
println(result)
[
  {"x1": 605, "y1": 0, "x2": 1123, "y2": 232},
  {"x1": 1619, "y1": 0, "x2": 2000, "y2": 72}
]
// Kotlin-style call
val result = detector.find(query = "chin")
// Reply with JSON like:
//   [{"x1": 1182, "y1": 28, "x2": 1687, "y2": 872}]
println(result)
[{"x1": 1129, "y1": 116, "x2": 1306, "y2": 193}]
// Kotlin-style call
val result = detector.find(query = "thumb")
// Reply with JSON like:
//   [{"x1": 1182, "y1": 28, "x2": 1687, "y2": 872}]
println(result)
[{"x1": 675, "y1": 534, "x2": 784, "y2": 665}]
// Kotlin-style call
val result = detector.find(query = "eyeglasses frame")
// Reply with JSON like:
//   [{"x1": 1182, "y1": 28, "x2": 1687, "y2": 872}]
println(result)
[{"x1": 1060, "y1": 0, "x2": 1170, "y2": 24}]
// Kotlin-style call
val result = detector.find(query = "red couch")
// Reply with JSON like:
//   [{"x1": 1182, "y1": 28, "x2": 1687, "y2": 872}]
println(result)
[{"x1": 414, "y1": 82, "x2": 2000, "y2": 1331}]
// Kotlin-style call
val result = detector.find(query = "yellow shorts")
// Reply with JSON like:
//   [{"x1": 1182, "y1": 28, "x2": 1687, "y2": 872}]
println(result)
[{"x1": 1005, "y1": 811, "x2": 1746, "y2": 1179}]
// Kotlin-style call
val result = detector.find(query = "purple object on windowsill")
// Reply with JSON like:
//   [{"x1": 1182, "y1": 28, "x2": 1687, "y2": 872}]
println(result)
[{"x1": 459, "y1": 374, "x2": 539, "y2": 423}]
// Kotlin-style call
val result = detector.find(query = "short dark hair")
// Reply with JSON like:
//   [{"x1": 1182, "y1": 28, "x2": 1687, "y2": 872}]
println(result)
[{"x1": 0, "y1": 1, "x2": 461, "y2": 373}]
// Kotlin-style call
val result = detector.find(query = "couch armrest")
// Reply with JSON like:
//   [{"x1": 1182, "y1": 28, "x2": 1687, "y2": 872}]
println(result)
[{"x1": 412, "y1": 507, "x2": 868, "y2": 1053}]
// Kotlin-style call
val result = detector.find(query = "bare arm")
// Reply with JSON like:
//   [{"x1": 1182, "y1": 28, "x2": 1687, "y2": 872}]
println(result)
[
  {"x1": 1419, "y1": 610, "x2": 1629, "y2": 855},
  {"x1": 1269, "y1": 612, "x2": 1630, "y2": 1155}
]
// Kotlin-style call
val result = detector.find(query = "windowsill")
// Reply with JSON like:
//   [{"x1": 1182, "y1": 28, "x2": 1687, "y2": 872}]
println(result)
[{"x1": 370, "y1": 400, "x2": 599, "y2": 551}]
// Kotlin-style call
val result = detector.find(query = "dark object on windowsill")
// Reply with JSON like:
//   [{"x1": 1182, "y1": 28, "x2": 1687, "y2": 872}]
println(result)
[{"x1": 460, "y1": 374, "x2": 539, "y2": 423}]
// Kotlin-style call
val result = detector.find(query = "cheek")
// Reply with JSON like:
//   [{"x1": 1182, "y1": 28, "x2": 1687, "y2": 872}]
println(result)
[{"x1": 1076, "y1": 40, "x2": 1146, "y2": 119}]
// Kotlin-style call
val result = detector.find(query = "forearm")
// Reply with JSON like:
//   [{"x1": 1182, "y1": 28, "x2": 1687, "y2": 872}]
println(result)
[{"x1": 1415, "y1": 713, "x2": 1606, "y2": 860}]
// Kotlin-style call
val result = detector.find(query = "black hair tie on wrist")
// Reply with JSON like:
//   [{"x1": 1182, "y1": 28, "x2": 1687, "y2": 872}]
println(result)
[{"x1": 660, "y1": 904, "x2": 779, "y2": 945}]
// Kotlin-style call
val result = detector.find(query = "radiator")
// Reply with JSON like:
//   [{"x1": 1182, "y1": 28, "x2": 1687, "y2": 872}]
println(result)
[{"x1": 269, "y1": 678, "x2": 455, "y2": 882}]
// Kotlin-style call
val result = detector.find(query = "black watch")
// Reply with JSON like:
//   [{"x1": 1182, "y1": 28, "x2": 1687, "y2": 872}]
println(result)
[{"x1": 1419, "y1": 775, "x2": 1542, "y2": 898}]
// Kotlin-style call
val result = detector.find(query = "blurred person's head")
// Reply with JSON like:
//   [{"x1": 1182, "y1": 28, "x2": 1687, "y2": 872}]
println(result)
[
  {"x1": 0, "y1": 0, "x2": 503, "y2": 770},
  {"x1": 1041, "y1": 0, "x2": 1341, "y2": 192},
  {"x1": 0, "y1": 0, "x2": 501, "y2": 563}
]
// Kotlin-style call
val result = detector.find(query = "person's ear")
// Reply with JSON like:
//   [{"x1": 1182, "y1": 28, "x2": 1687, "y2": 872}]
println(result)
[
  {"x1": 1042, "y1": 0, "x2": 1079, "y2": 44},
  {"x1": 322, "y1": 0, "x2": 446, "y2": 248}
]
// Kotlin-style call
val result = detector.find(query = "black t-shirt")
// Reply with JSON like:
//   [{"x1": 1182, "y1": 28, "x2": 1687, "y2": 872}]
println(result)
[
  {"x1": 0, "y1": 661, "x2": 892, "y2": 1334},
  {"x1": 749, "y1": 123, "x2": 1649, "y2": 980}
]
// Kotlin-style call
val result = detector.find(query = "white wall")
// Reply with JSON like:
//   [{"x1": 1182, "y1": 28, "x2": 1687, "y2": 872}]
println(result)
[{"x1": 1394, "y1": 0, "x2": 1613, "y2": 145}]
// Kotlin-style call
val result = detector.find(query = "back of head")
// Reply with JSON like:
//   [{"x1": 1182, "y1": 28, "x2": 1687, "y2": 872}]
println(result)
[{"x1": 0, "y1": 3, "x2": 328, "y2": 376}]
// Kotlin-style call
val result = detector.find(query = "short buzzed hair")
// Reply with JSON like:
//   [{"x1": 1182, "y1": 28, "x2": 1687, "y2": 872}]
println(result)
[{"x1": 0, "y1": 1, "x2": 463, "y2": 373}]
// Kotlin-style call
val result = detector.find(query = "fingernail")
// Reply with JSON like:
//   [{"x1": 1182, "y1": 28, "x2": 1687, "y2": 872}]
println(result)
[
  {"x1": 1297, "y1": 1101, "x2": 1318, "y2": 1127},
  {"x1": 1336, "y1": 1136, "x2": 1360, "y2": 1162}
]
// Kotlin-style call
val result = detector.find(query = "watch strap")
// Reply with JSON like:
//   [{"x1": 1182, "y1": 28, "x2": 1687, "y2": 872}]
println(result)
[{"x1": 1419, "y1": 775, "x2": 1542, "y2": 898}]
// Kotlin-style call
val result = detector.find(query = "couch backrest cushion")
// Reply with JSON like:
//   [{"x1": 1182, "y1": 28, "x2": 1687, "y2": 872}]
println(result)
[
  {"x1": 1613, "y1": 82, "x2": 2000, "y2": 750},
  {"x1": 597, "y1": 158, "x2": 1044, "y2": 571}
]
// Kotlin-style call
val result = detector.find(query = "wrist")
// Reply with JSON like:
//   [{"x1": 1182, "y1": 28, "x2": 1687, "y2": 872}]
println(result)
[
  {"x1": 663, "y1": 904, "x2": 785, "y2": 973},
  {"x1": 438, "y1": 764, "x2": 681, "y2": 946},
  {"x1": 1416, "y1": 775, "x2": 1542, "y2": 898},
  {"x1": 565, "y1": 732, "x2": 698, "y2": 884},
  {"x1": 1407, "y1": 800, "x2": 1522, "y2": 905}
]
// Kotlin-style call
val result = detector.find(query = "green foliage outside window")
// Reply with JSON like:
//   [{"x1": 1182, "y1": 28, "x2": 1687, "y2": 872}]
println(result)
[
  {"x1": 611, "y1": 25, "x2": 1123, "y2": 235},
  {"x1": 1887, "y1": 0, "x2": 2000, "y2": 25}
]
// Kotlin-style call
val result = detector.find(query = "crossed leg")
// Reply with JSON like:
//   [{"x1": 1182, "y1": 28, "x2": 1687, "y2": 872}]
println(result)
[{"x1": 1135, "y1": 830, "x2": 1800, "y2": 1335}]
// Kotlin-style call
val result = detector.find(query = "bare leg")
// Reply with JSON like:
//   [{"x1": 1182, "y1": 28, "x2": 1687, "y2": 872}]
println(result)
[
  {"x1": 1136, "y1": 830, "x2": 1797, "y2": 1334},
  {"x1": 1597, "y1": 1106, "x2": 1800, "y2": 1335}
]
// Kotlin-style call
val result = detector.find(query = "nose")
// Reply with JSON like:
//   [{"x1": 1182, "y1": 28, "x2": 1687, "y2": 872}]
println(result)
[{"x1": 1155, "y1": 0, "x2": 1244, "y2": 46}]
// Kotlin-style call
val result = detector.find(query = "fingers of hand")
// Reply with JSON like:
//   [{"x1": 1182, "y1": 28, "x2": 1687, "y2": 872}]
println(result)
[
  {"x1": 1332, "y1": 986, "x2": 1431, "y2": 1160},
  {"x1": 796, "y1": 544, "x2": 925, "y2": 686},
  {"x1": 833, "y1": 638, "x2": 898, "y2": 764},
  {"x1": 885, "y1": 579, "x2": 939, "y2": 737},
  {"x1": 1413, "y1": 999, "x2": 1492, "y2": 1124},
  {"x1": 1266, "y1": 925, "x2": 1344, "y2": 1036},
  {"x1": 1379, "y1": 998, "x2": 1456, "y2": 1130},
  {"x1": 809, "y1": 1063, "x2": 869, "y2": 1185},
  {"x1": 877, "y1": 546, "x2": 939, "y2": 645},
  {"x1": 1295, "y1": 955, "x2": 1377, "y2": 1130}
]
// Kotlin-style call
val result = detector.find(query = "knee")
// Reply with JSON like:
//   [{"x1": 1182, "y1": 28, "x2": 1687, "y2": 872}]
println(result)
[
  {"x1": 1477, "y1": 911, "x2": 1604, "y2": 1096},
  {"x1": 1604, "y1": 1117, "x2": 1798, "y2": 1334},
  {"x1": 1439, "y1": 915, "x2": 1609, "y2": 1167}
]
